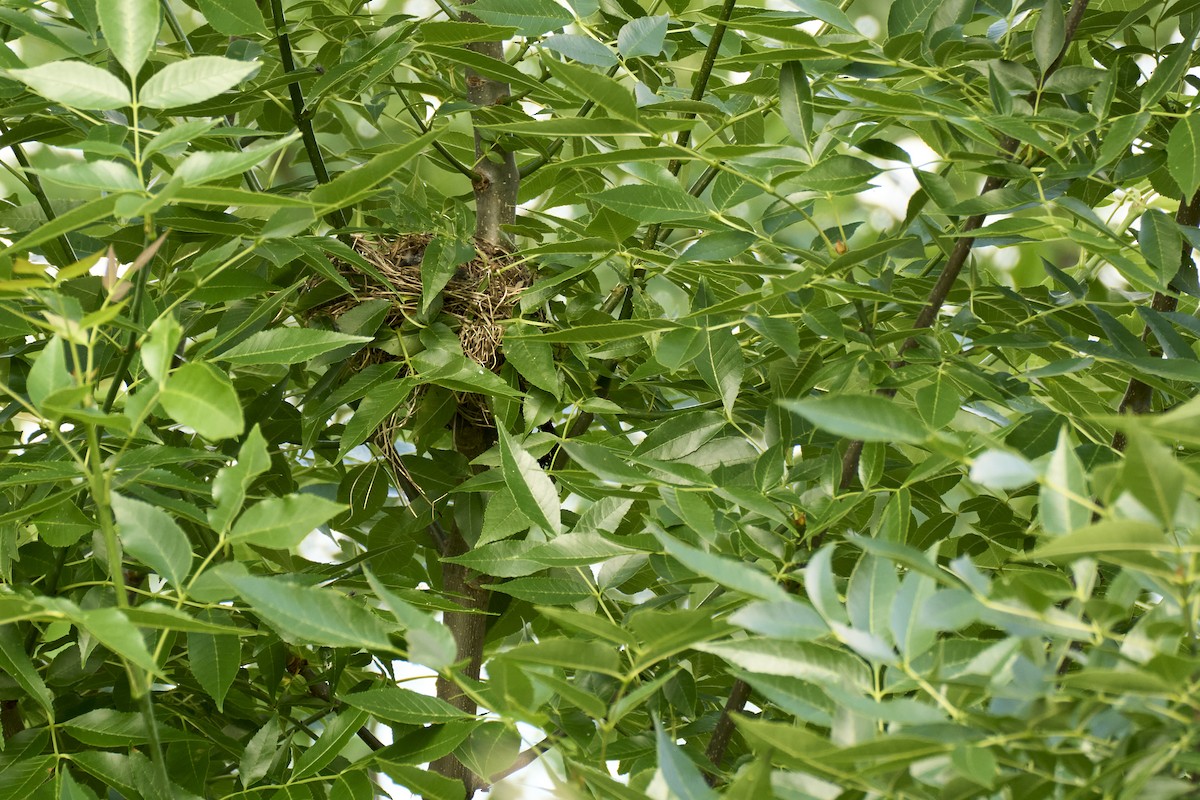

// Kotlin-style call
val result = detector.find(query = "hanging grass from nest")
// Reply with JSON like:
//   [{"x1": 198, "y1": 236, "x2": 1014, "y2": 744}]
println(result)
[{"x1": 325, "y1": 233, "x2": 530, "y2": 369}]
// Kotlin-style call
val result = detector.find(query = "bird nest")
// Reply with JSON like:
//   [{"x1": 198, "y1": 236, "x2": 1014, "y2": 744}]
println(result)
[{"x1": 322, "y1": 233, "x2": 529, "y2": 370}]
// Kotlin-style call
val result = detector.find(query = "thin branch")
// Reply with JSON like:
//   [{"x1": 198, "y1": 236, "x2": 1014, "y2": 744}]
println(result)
[
  {"x1": 301, "y1": 667, "x2": 386, "y2": 751},
  {"x1": 643, "y1": 0, "x2": 738, "y2": 252},
  {"x1": 0, "y1": 121, "x2": 77, "y2": 266},
  {"x1": 391, "y1": 83, "x2": 481, "y2": 181},
  {"x1": 269, "y1": 0, "x2": 349, "y2": 228},
  {"x1": 704, "y1": 678, "x2": 751, "y2": 785},
  {"x1": 1111, "y1": 189, "x2": 1200, "y2": 451},
  {"x1": 838, "y1": 0, "x2": 1091, "y2": 489}
]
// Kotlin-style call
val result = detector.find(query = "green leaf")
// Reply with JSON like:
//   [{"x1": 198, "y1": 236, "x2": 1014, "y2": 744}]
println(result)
[
  {"x1": 217, "y1": 328, "x2": 371, "y2": 365},
  {"x1": 479, "y1": 486, "x2": 532, "y2": 547},
  {"x1": 338, "y1": 379, "x2": 416, "y2": 460},
  {"x1": 62, "y1": 709, "x2": 184, "y2": 747},
  {"x1": 344, "y1": 687, "x2": 473, "y2": 724},
  {"x1": 139, "y1": 56, "x2": 258, "y2": 108},
  {"x1": 187, "y1": 612, "x2": 241, "y2": 711},
  {"x1": 1141, "y1": 20, "x2": 1199, "y2": 109},
  {"x1": 27, "y1": 337, "x2": 72, "y2": 407},
  {"x1": 112, "y1": 494, "x2": 192, "y2": 588},
  {"x1": 589, "y1": 184, "x2": 709, "y2": 223},
  {"x1": 504, "y1": 323, "x2": 560, "y2": 397},
  {"x1": 887, "y1": 0, "x2": 939, "y2": 36},
  {"x1": 547, "y1": 59, "x2": 636, "y2": 121},
  {"x1": 618, "y1": 15, "x2": 668, "y2": 58},
  {"x1": 914, "y1": 374, "x2": 959, "y2": 427},
  {"x1": 694, "y1": 325, "x2": 743, "y2": 415},
  {"x1": 468, "y1": 0, "x2": 573, "y2": 35},
  {"x1": 240, "y1": 719, "x2": 279, "y2": 788},
  {"x1": 970, "y1": 450, "x2": 1038, "y2": 490},
  {"x1": 73, "y1": 607, "x2": 159, "y2": 674},
  {"x1": 497, "y1": 425, "x2": 560, "y2": 535},
  {"x1": 655, "y1": 718, "x2": 717, "y2": 800},
  {"x1": 0, "y1": 626, "x2": 52, "y2": 716},
  {"x1": 141, "y1": 313, "x2": 182, "y2": 385},
  {"x1": 228, "y1": 574, "x2": 395, "y2": 650},
  {"x1": 782, "y1": 395, "x2": 928, "y2": 443},
  {"x1": 779, "y1": 62, "x2": 812, "y2": 145},
  {"x1": 365, "y1": 569, "x2": 456, "y2": 670},
  {"x1": 292, "y1": 707, "x2": 370, "y2": 780},
  {"x1": 196, "y1": 0, "x2": 267, "y2": 36},
  {"x1": 794, "y1": 156, "x2": 880, "y2": 193},
  {"x1": 6, "y1": 62, "x2": 130, "y2": 109},
  {"x1": 161, "y1": 362, "x2": 245, "y2": 440},
  {"x1": 1039, "y1": 428, "x2": 1089, "y2": 536},
  {"x1": 655, "y1": 532, "x2": 789, "y2": 602},
  {"x1": 805, "y1": 545, "x2": 849, "y2": 626},
  {"x1": 696, "y1": 639, "x2": 871, "y2": 689},
  {"x1": 788, "y1": 0, "x2": 857, "y2": 33},
  {"x1": 35, "y1": 161, "x2": 141, "y2": 192},
  {"x1": 420, "y1": 236, "x2": 473, "y2": 315},
  {"x1": 1028, "y1": 520, "x2": 1170, "y2": 561},
  {"x1": 1139, "y1": 209, "x2": 1182, "y2": 289},
  {"x1": 1168, "y1": 115, "x2": 1200, "y2": 199},
  {"x1": 1122, "y1": 431, "x2": 1184, "y2": 527},
  {"x1": 98, "y1": 0, "x2": 159, "y2": 76},
  {"x1": 493, "y1": 577, "x2": 593, "y2": 605},
  {"x1": 1032, "y1": 0, "x2": 1064, "y2": 75},
  {"x1": 210, "y1": 424, "x2": 270, "y2": 532},
  {"x1": 542, "y1": 34, "x2": 618, "y2": 66},
  {"x1": 310, "y1": 132, "x2": 437, "y2": 215},
  {"x1": 173, "y1": 134, "x2": 299, "y2": 185},
  {"x1": 0, "y1": 195, "x2": 121, "y2": 257},
  {"x1": 229, "y1": 494, "x2": 345, "y2": 549}
]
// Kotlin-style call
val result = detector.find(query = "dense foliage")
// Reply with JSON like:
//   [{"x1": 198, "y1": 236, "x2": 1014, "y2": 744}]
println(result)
[{"x1": 2, "y1": 0, "x2": 1200, "y2": 797}]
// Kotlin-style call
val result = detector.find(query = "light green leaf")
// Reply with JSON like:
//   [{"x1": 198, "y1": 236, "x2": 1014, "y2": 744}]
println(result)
[
  {"x1": 468, "y1": 0, "x2": 573, "y2": 36},
  {"x1": 112, "y1": 493, "x2": 192, "y2": 588},
  {"x1": 1028, "y1": 520, "x2": 1169, "y2": 560},
  {"x1": 656, "y1": 532, "x2": 789, "y2": 602},
  {"x1": 970, "y1": 450, "x2": 1038, "y2": 490},
  {"x1": 782, "y1": 395, "x2": 928, "y2": 443},
  {"x1": 791, "y1": 0, "x2": 858, "y2": 32},
  {"x1": 27, "y1": 336, "x2": 73, "y2": 407},
  {"x1": 98, "y1": 0, "x2": 159, "y2": 76},
  {"x1": 187, "y1": 612, "x2": 241, "y2": 711},
  {"x1": 887, "y1": 0, "x2": 938, "y2": 35},
  {"x1": 0, "y1": 626, "x2": 53, "y2": 716},
  {"x1": 1039, "y1": 427, "x2": 1089, "y2": 536},
  {"x1": 240, "y1": 719, "x2": 279, "y2": 788},
  {"x1": 218, "y1": 328, "x2": 371, "y2": 365},
  {"x1": 344, "y1": 687, "x2": 473, "y2": 724},
  {"x1": 420, "y1": 236, "x2": 474, "y2": 315},
  {"x1": 504, "y1": 323, "x2": 560, "y2": 397},
  {"x1": 779, "y1": 62, "x2": 812, "y2": 145},
  {"x1": 141, "y1": 314, "x2": 182, "y2": 386},
  {"x1": 617, "y1": 15, "x2": 668, "y2": 58},
  {"x1": 196, "y1": 0, "x2": 268, "y2": 36},
  {"x1": 541, "y1": 34, "x2": 617, "y2": 66},
  {"x1": 493, "y1": 577, "x2": 593, "y2": 605},
  {"x1": 547, "y1": 59, "x2": 636, "y2": 121},
  {"x1": 1122, "y1": 431, "x2": 1184, "y2": 527},
  {"x1": 228, "y1": 574, "x2": 395, "y2": 650},
  {"x1": 1032, "y1": 0, "x2": 1064, "y2": 75},
  {"x1": 365, "y1": 569, "x2": 456, "y2": 670},
  {"x1": 292, "y1": 707, "x2": 370, "y2": 780},
  {"x1": 497, "y1": 425, "x2": 560, "y2": 535},
  {"x1": 74, "y1": 607, "x2": 160, "y2": 674},
  {"x1": 915, "y1": 374, "x2": 959, "y2": 427},
  {"x1": 35, "y1": 161, "x2": 141, "y2": 192},
  {"x1": 338, "y1": 379, "x2": 416, "y2": 460},
  {"x1": 1169, "y1": 115, "x2": 1200, "y2": 199},
  {"x1": 6, "y1": 62, "x2": 131, "y2": 109},
  {"x1": 479, "y1": 486, "x2": 531, "y2": 547},
  {"x1": 1141, "y1": 20, "x2": 1198, "y2": 109},
  {"x1": 794, "y1": 155, "x2": 880, "y2": 193},
  {"x1": 696, "y1": 638, "x2": 871, "y2": 689},
  {"x1": 229, "y1": 494, "x2": 345, "y2": 549},
  {"x1": 161, "y1": 362, "x2": 245, "y2": 440},
  {"x1": 310, "y1": 132, "x2": 437, "y2": 215},
  {"x1": 1139, "y1": 209, "x2": 1182, "y2": 289},
  {"x1": 589, "y1": 184, "x2": 709, "y2": 223},
  {"x1": 173, "y1": 134, "x2": 299, "y2": 185},
  {"x1": 694, "y1": 325, "x2": 743, "y2": 415},
  {"x1": 139, "y1": 56, "x2": 258, "y2": 109},
  {"x1": 210, "y1": 425, "x2": 270, "y2": 533},
  {"x1": 655, "y1": 719, "x2": 718, "y2": 800},
  {"x1": 805, "y1": 545, "x2": 849, "y2": 626}
]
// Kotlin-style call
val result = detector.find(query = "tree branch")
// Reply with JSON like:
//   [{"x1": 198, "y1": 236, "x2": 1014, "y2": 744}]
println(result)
[
  {"x1": 703, "y1": 677, "x2": 751, "y2": 785},
  {"x1": 838, "y1": 0, "x2": 1091, "y2": 489},
  {"x1": 1111, "y1": 189, "x2": 1200, "y2": 451},
  {"x1": 269, "y1": 0, "x2": 348, "y2": 229}
]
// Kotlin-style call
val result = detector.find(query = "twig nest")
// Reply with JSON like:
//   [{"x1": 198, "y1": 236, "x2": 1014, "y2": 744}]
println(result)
[{"x1": 328, "y1": 233, "x2": 529, "y2": 369}]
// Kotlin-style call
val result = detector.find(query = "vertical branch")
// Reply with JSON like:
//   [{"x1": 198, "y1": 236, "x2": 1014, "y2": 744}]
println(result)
[
  {"x1": 269, "y1": 0, "x2": 348, "y2": 228},
  {"x1": 838, "y1": 0, "x2": 1090, "y2": 489},
  {"x1": 465, "y1": 39, "x2": 519, "y2": 245},
  {"x1": 1111, "y1": 190, "x2": 1200, "y2": 451}
]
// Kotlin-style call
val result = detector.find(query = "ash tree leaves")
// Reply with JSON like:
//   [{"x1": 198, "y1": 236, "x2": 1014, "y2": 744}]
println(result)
[
  {"x1": 468, "y1": 0, "x2": 573, "y2": 36},
  {"x1": 97, "y1": 0, "x2": 160, "y2": 77},
  {"x1": 618, "y1": 15, "x2": 669, "y2": 58},
  {"x1": 111, "y1": 494, "x2": 192, "y2": 588},
  {"x1": 497, "y1": 425, "x2": 561, "y2": 535},
  {"x1": 160, "y1": 363, "x2": 245, "y2": 440},
  {"x1": 782, "y1": 395, "x2": 928, "y2": 443},
  {"x1": 227, "y1": 574, "x2": 395, "y2": 651},
  {"x1": 5, "y1": 63, "x2": 130, "y2": 109},
  {"x1": 196, "y1": 0, "x2": 268, "y2": 36},
  {"x1": 228, "y1": 494, "x2": 345, "y2": 548},
  {"x1": 589, "y1": 184, "x2": 709, "y2": 222},
  {"x1": 138, "y1": 57, "x2": 259, "y2": 109},
  {"x1": 1168, "y1": 115, "x2": 1200, "y2": 198}
]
